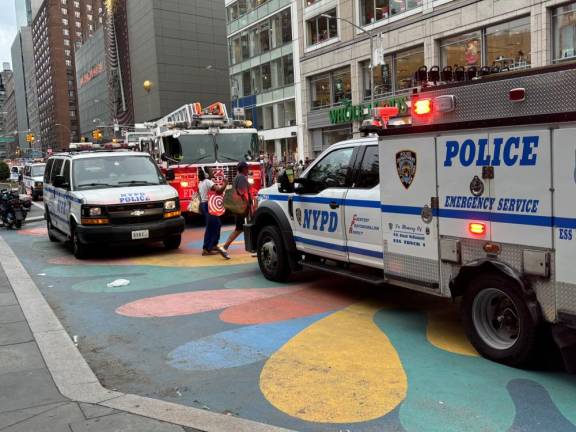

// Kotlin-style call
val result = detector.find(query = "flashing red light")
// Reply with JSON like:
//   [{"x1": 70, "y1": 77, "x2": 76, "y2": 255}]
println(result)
[
  {"x1": 509, "y1": 88, "x2": 526, "y2": 102},
  {"x1": 413, "y1": 98, "x2": 433, "y2": 116},
  {"x1": 469, "y1": 222, "x2": 487, "y2": 236}
]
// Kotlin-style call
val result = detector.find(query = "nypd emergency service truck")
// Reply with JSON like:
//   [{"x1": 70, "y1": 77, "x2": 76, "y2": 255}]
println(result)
[
  {"x1": 245, "y1": 64, "x2": 576, "y2": 369},
  {"x1": 44, "y1": 145, "x2": 185, "y2": 259}
]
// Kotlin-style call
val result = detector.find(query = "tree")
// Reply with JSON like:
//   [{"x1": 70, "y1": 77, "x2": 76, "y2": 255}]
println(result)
[{"x1": 0, "y1": 161, "x2": 9, "y2": 182}]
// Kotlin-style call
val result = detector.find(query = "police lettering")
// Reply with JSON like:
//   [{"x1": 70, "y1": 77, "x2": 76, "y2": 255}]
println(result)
[
  {"x1": 443, "y1": 136, "x2": 539, "y2": 167},
  {"x1": 302, "y1": 209, "x2": 338, "y2": 232}
]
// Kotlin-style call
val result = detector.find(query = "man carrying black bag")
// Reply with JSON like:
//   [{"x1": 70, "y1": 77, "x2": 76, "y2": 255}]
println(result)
[{"x1": 220, "y1": 161, "x2": 251, "y2": 259}]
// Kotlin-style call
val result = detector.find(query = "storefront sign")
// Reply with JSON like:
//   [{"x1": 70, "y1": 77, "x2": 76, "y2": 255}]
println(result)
[
  {"x1": 79, "y1": 63, "x2": 105, "y2": 88},
  {"x1": 328, "y1": 97, "x2": 408, "y2": 125}
]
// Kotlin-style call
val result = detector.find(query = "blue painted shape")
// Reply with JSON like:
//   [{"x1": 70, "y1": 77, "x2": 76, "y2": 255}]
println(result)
[
  {"x1": 373, "y1": 308, "x2": 576, "y2": 432},
  {"x1": 507, "y1": 379, "x2": 576, "y2": 432},
  {"x1": 167, "y1": 314, "x2": 328, "y2": 371}
]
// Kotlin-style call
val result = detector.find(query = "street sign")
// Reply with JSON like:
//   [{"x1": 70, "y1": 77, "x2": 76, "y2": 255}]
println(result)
[{"x1": 233, "y1": 107, "x2": 245, "y2": 117}]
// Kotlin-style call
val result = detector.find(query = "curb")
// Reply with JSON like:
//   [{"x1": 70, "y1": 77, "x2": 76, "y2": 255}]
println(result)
[{"x1": 0, "y1": 235, "x2": 294, "y2": 432}]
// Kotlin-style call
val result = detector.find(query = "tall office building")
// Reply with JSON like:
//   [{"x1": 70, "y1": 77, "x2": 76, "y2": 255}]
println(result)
[
  {"x1": 0, "y1": 65, "x2": 17, "y2": 158},
  {"x1": 11, "y1": 1, "x2": 43, "y2": 152},
  {"x1": 127, "y1": 0, "x2": 230, "y2": 122},
  {"x1": 226, "y1": 0, "x2": 303, "y2": 162},
  {"x1": 32, "y1": 0, "x2": 103, "y2": 152}
]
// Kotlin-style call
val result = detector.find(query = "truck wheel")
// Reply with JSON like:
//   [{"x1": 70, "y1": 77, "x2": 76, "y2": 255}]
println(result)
[
  {"x1": 71, "y1": 224, "x2": 88, "y2": 260},
  {"x1": 46, "y1": 212, "x2": 58, "y2": 242},
  {"x1": 164, "y1": 235, "x2": 182, "y2": 250},
  {"x1": 462, "y1": 273, "x2": 539, "y2": 367},
  {"x1": 257, "y1": 225, "x2": 290, "y2": 282}
]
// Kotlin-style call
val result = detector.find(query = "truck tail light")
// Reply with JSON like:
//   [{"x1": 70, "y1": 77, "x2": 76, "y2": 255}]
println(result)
[
  {"x1": 413, "y1": 98, "x2": 433, "y2": 116},
  {"x1": 469, "y1": 222, "x2": 486, "y2": 236}
]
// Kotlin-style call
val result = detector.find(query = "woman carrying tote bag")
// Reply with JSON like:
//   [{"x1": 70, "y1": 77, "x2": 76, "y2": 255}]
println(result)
[{"x1": 198, "y1": 167, "x2": 227, "y2": 256}]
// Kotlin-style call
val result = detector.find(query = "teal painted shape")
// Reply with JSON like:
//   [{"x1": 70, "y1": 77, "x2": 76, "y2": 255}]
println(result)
[{"x1": 373, "y1": 309, "x2": 576, "y2": 432}]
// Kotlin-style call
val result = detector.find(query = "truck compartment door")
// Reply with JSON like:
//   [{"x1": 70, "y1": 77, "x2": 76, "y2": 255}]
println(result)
[
  {"x1": 437, "y1": 133, "x2": 492, "y2": 240},
  {"x1": 552, "y1": 127, "x2": 576, "y2": 316},
  {"x1": 489, "y1": 129, "x2": 552, "y2": 248},
  {"x1": 380, "y1": 136, "x2": 440, "y2": 287}
]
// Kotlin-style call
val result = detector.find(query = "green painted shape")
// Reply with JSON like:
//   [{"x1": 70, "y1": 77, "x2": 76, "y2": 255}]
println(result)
[{"x1": 373, "y1": 308, "x2": 576, "y2": 432}]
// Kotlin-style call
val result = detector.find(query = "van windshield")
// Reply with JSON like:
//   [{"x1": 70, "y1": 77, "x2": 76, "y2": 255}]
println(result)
[
  {"x1": 73, "y1": 156, "x2": 165, "y2": 190},
  {"x1": 31, "y1": 165, "x2": 45, "y2": 177}
]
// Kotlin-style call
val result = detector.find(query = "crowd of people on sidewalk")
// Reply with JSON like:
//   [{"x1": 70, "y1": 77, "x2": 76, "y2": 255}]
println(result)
[{"x1": 198, "y1": 154, "x2": 313, "y2": 261}]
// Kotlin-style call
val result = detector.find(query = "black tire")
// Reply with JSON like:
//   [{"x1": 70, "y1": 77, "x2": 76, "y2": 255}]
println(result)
[
  {"x1": 462, "y1": 273, "x2": 539, "y2": 367},
  {"x1": 71, "y1": 224, "x2": 89, "y2": 259},
  {"x1": 257, "y1": 225, "x2": 290, "y2": 282},
  {"x1": 46, "y1": 212, "x2": 58, "y2": 242},
  {"x1": 164, "y1": 235, "x2": 182, "y2": 250},
  {"x1": 14, "y1": 220, "x2": 22, "y2": 229}
]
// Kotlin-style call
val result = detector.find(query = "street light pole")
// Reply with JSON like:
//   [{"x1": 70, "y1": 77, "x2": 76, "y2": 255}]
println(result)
[{"x1": 321, "y1": 14, "x2": 375, "y2": 110}]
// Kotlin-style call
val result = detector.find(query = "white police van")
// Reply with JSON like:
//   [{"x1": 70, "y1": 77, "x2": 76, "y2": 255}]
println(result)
[
  {"x1": 44, "y1": 145, "x2": 185, "y2": 259},
  {"x1": 245, "y1": 64, "x2": 576, "y2": 369},
  {"x1": 22, "y1": 163, "x2": 45, "y2": 200}
]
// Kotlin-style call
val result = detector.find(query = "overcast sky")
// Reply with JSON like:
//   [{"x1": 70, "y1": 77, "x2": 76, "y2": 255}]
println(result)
[{"x1": 0, "y1": 0, "x2": 17, "y2": 68}]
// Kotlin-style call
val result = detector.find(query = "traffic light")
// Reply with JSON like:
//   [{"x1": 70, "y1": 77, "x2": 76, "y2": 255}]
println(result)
[
  {"x1": 91, "y1": 129, "x2": 103, "y2": 142},
  {"x1": 26, "y1": 133, "x2": 35, "y2": 143}
]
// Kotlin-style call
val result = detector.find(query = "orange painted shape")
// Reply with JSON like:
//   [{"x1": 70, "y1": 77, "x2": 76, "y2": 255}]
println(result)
[
  {"x1": 116, "y1": 287, "x2": 301, "y2": 318},
  {"x1": 220, "y1": 287, "x2": 354, "y2": 324}
]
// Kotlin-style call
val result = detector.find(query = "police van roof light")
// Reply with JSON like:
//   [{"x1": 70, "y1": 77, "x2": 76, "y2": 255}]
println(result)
[{"x1": 413, "y1": 98, "x2": 433, "y2": 116}]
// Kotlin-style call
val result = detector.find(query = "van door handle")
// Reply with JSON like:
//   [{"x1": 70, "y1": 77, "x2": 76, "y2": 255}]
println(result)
[{"x1": 329, "y1": 201, "x2": 339, "y2": 209}]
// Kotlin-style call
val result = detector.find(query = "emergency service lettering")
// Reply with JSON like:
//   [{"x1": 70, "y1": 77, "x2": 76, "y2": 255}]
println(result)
[
  {"x1": 302, "y1": 209, "x2": 338, "y2": 232},
  {"x1": 443, "y1": 136, "x2": 539, "y2": 167},
  {"x1": 444, "y1": 195, "x2": 540, "y2": 213}
]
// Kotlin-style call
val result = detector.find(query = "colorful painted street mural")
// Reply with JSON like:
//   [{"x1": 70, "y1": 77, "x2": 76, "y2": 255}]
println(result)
[{"x1": 5, "y1": 225, "x2": 576, "y2": 432}]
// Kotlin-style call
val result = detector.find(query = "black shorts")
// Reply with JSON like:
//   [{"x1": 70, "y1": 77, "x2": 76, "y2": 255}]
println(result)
[{"x1": 234, "y1": 216, "x2": 245, "y2": 232}]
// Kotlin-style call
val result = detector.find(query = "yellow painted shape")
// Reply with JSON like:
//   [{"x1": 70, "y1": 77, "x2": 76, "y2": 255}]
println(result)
[
  {"x1": 132, "y1": 253, "x2": 255, "y2": 268},
  {"x1": 259, "y1": 302, "x2": 407, "y2": 423},
  {"x1": 426, "y1": 308, "x2": 478, "y2": 357}
]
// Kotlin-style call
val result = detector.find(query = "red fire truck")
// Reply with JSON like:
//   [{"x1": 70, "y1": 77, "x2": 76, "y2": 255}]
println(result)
[{"x1": 148, "y1": 102, "x2": 264, "y2": 214}]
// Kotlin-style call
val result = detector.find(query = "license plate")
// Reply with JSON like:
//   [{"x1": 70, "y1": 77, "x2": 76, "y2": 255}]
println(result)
[{"x1": 131, "y1": 230, "x2": 149, "y2": 240}]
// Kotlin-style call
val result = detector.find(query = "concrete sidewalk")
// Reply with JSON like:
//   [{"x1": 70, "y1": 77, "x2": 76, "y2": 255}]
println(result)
[
  {"x1": 0, "y1": 263, "x2": 198, "y2": 432},
  {"x1": 0, "y1": 234, "x2": 289, "y2": 432}
]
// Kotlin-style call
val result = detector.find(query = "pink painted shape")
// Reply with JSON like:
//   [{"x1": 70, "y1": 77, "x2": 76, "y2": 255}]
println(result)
[
  {"x1": 116, "y1": 287, "x2": 301, "y2": 318},
  {"x1": 219, "y1": 287, "x2": 354, "y2": 324}
]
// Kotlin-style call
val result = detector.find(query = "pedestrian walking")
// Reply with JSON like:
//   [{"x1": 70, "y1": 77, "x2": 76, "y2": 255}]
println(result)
[
  {"x1": 220, "y1": 161, "x2": 252, "y2": 259},
  {"x1": 198, "y1": 167, "x2": 227, "y2": 256}
]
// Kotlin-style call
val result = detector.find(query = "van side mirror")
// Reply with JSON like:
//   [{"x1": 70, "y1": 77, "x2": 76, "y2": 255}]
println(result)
[
  {"x1": 53, "y1": 175, "x2": 68, "y2": 189},
  {"x1": 293, "y1": 178, "x2": 308, "y2": 195},
  {"x1": 278, "y1": 171, "x2": 294, "y2": 193},
  {"x1": 165, "y1": 170, "x2": 175, "y2": 181}
]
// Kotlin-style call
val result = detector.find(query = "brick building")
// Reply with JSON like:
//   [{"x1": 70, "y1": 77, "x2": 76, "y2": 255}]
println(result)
[{"x1": 32, "y1": 0, "x2": 103, "y2": 152}]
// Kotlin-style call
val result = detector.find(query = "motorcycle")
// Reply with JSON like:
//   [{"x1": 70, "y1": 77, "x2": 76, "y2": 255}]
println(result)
[{"x1": 0, "y1": 189, "x2": 30, "y2": 229}]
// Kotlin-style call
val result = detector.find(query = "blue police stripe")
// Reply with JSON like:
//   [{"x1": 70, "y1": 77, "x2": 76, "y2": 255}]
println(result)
[
  {"x1": 263, "y1": 194, "x2": 380, "y2": 208},
  {"x1": 381, "y1": 204, "x2": 572, "y2": 228},
  {"x1": 44, "y1": 186, "x2": 82, "y2": 204},
  {"x1": 294, "y1": 236, "x2": 383, "y2": 259},
  {"x1": 50, "y1": 212, "x2": 69, "y2": 225}
]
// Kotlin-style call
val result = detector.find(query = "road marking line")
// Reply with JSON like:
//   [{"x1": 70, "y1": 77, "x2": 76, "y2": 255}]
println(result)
[{"x1": 32, "y1": 201, "x2": 44, "y2": 210}]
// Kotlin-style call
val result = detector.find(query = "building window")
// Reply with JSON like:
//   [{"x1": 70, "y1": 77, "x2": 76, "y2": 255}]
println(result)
[
  {"x1": 332, "y1": 69, "x2": 352, "y2": 104},
  {"x1": 310, "y1": 74, "x2": 331, "y2": 109},
  {"x1": 227, "y1": 0, "x2": 270, "y2": 23},
  {"x1": 228, "y1": 9, "x2": 291, "y2": 64},
  {"x1": 440, "y1": 31, "x2": 482, "y2": 67},
  {"x1": 485, "y1": 17, "x2": 531, "y2": 68},
  {"x1": 553, "y1": 3, "x2": 576, "y2": 63},
  {"x1": 306, "y1": 9, "x2": 337, "y2": 46},
  {"x1": 360, "y1": 0, "x2": 422, "y2": 26},
  {"x1": 362, "y1": 47, "x2": 424, "y2": 98},
  {"x1": 440, "y1": 17, "x2": 531, "y2": 70}
]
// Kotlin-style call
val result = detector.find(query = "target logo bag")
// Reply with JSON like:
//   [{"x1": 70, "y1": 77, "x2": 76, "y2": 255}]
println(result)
[{"x1": 207, "y1": 191, "x2": 225, "y2": 216}]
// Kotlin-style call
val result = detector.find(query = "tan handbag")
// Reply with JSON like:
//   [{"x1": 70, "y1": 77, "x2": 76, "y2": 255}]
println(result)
[{"x1": 188, "y1": 192, "x2": 201, "y2": 214}]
